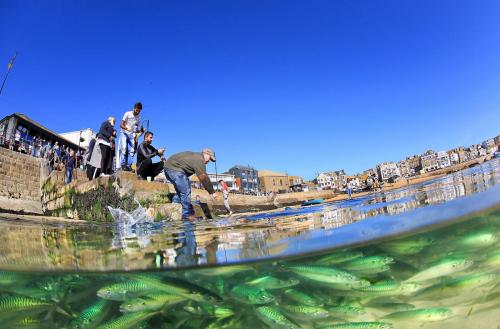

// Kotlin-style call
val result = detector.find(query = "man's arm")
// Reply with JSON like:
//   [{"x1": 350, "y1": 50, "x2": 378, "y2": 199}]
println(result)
[
  {"x1": 138, "y1": 143, "x2": 158, "y2": 161},
  {"x1": 197, "y1": 172, "x2": 215, "y2": 194},
  {"x1": 120, "y1": 120, "x2": 129, "y2": 131}
]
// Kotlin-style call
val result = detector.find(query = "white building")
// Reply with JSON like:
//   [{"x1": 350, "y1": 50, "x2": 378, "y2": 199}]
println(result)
[
  {"x1": 376, "y1": 162, "x2": 400, "y2": 182},
  {"x1": 449, "y1": 152, "x2": 459, "y2": 165},
  {"x1": 397, "y1": 160, "x2": 413, "y2": 177},
  {"x1": 208, "y1": 173, "x2": 237, "y2": 191},
  {"x1": 346, "y1": 176, "x2": 361, "y2": 189},
  {"x1": 420, "y1": 152, "x2": 439, "y2": 172},
  {"x1": 327, "y1": 170, "x2": 347, "y2": 190},
  {"x1": 316, "y1": 173, "x2": 333, "y2": 190},
  {"x1": 60, "y1": 128, "x2": 96, "y2": 149},
  {"x1": 436, "y1": 151, "x2": 451, "y2": 169}
]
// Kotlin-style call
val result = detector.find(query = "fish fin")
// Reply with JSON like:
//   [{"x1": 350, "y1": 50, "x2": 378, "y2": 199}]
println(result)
[{"x1": 55, "y1": 306, "x2": 72, "y2": 317}]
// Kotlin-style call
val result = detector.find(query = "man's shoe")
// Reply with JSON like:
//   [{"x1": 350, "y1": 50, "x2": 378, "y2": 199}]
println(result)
[{"x1": 137, "y1": 175, "x2": 145, "y2": 180}]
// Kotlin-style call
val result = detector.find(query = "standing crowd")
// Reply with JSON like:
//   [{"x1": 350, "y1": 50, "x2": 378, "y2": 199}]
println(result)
[{"x1": 83, "y1": 102, "x2": 222, "y2": 220}]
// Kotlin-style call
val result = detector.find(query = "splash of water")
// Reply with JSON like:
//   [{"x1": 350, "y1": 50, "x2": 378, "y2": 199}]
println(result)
[
  {"x1": 107, "y1": 199, "x2": 153, "y2": 226},
  {"x1": 108, "y1": 199, "x2": 156, "y2": 249}
]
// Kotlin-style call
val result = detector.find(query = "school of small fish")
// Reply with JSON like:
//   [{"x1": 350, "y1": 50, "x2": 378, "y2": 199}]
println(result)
[{"x1": 0, "y1": 209, "x2": 498, "y2": 328}]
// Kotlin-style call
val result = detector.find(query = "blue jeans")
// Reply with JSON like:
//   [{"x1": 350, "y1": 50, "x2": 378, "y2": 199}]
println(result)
[
  {"x1": 117, "y1": 132, "x2": 134, "y2": 169},
  {"x1": 175, "y1": 220, "x2": 197, "y2": 266},
  {"x1": 164, "y1": 168, "x2": 193, "y2": 218},
  {"x1": 65, "y1": 168, "x2": 73, "y2": 184}
]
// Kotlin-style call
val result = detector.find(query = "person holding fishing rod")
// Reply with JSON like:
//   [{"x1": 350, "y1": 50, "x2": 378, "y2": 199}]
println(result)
[
  {"x1": 116, "y1": 102, "x2": 143, "y2": 171},
  {"x1": 136, "y1": 131, "x2": 165, "y2": 181},
  {"x1": 163, "y1": 148, "x2": 219, "y2": 220}
]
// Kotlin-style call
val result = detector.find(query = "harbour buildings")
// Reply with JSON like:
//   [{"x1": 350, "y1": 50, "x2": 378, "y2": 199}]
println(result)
[
  {"x1": 420, "y1": 151, "x2": 439, "y2": 173},
  {"x1": 60, "y1": 129, "x2": 96, "y2": 149},
  {"x1": 0, "y1": 113, "x2": 80, "y2": 152},
  {"x1": 288, "y1": 175, "x2": 304, "y2": 192},
  {"x1": 227, "y1": 165, "x2": 259, "y2": 194},
  {"x1": 376, "y1": 162, "x2": 400, "y2": 182},
  {"x1": 190, "y1": 173, "x2": 238, "y2": 192},
  {"x1": 397, "y1": 160, "x2": 412, "y2": 178},
  {"x1": 436, "y1": 151, "x2": 451, "y2": 169},
  {"x1": 328, "y1": 170, "x2": 347, "y2": 191},
  {"x1": 405, "y1": 155, "x2": 422, "y2": 175},
  {"x1": 258, "y1": 170, "x2": 289, "y2": 193},
  {"x1": 316, "y1": 173, "x2": 333, "y2": 190}
]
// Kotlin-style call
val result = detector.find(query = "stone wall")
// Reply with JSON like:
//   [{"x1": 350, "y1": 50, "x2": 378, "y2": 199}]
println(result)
[
  {"x1": 42, "y1": 171, "x2": 180, "y2": 221},
  {"x1": 0, "y1": 147, "x2": 43, "y2": 214}
]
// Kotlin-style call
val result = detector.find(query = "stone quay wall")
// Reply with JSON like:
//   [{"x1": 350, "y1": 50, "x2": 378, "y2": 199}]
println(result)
[
  {"x1": 42, "y1": 171, "x2": 181, "y2": 221},
  {"x1": 0, "y1": 147, "x2": 43, "y2": 214}
]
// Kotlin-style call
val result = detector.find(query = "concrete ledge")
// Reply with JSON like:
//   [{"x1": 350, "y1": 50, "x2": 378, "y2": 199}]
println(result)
[{"x1": 0, "y1": 196, "x2": 43, "y2": 215}]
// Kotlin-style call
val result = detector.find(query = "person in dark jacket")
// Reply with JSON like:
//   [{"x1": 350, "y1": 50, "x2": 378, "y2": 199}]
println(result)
[
  {"x1": 65, "y1": 149, "x2": 76, "y2": 184},
  {"x1": 164, "y1": 149, "x2": 219, "y2": 220},
  {"x1": 85, "y1": 138, "x2": 96, "y2": 180},
  {"x1": 96, "y1": 116, "x2": 116, "y2": 176},
  {"x1": 136, "y1": 131, "x2": 165, "y2": 180}
]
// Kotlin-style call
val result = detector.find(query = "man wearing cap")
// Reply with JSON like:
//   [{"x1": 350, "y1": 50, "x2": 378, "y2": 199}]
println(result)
[{"x1": 163, "y1": 148, "x2": 219, "y2": 220}]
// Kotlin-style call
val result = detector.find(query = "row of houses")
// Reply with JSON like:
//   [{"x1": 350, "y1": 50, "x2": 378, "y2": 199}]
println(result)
[
  {"x1": 190, "y1": 168, "x2": 309, "y2": 194},
  {"x1": 3, "y1": 112, "x2": 498, "y2": 194},
  {"x1": 315, "y1": 136, "x2": 500, "y2": 190}
]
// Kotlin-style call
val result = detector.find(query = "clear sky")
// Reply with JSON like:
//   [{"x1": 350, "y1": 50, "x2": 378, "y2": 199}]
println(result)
[{"x1": 1, "y1": 1, "x2": 499, "y2": 180}]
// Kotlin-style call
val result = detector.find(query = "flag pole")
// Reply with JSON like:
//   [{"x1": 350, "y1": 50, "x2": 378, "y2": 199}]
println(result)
[{"x1": 0, "y1": 52, "x2": 18, "y2": 96}]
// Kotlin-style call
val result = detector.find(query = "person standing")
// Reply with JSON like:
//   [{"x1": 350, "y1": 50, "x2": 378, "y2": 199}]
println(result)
[
  {"x1": 346, "y1": 179, "x2": 353, "y2": 199},
  {"x1": 65, "y1": 149, "x2": 76, "y2": 184},
  {"x1": 47, "y1": 149, "x2": 55, "y2": 174},
  {"x1": 163, "y1": 149, "x2": 219, "y2": 220},
  {"x1": 366, "y1": 176, "x2": 374, "y2": 192},
  {"x1": 117, "y1": 102, "x2": 142, "y2": 171},
  {"x1": 136, "y1": 131, "x2": 165, "y2": 180},
  {"x1": 106, "y1": 138, "x2": 116, "y2": 174},
  {"x1": 53, "y1": 142, "x2": 60, "y2": 161},
  {"x1": 218, "y1": 179, "x2": 233, "y2": 215},
  {"x1": 96, "y1": 116, "x2": 116, "y2": 176}
]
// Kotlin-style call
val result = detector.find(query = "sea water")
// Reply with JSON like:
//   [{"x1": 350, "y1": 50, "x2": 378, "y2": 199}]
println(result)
[{"x1": 0, "y1": 160, "x2": 498, "y2": 328}]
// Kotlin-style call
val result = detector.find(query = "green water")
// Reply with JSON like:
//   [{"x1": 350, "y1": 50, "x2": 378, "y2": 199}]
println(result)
[{"x1": 0, "y1": 207, "x2": 498, "y2": 329}]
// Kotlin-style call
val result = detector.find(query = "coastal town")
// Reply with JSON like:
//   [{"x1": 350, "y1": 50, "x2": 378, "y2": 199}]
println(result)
[
  {"x1": 0, "y1": 112, "x2": 499, "y2": 199},
  {"x1": 0, "y1": 113, "x2": 500, "y2": 196}
]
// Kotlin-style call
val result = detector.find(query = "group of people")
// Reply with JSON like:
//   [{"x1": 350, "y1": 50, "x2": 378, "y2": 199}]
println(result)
[
  {"x1": 1, "y1": 128, "x2": 81, "y2": 184},
  {"x1": 84, "y1": 102, "x2": 227, "y2": 220}
]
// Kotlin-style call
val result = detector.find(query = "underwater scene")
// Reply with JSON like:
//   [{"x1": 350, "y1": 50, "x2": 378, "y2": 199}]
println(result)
[{"x1": 0, "y1": 160, "x2": 498, "y2": 328}]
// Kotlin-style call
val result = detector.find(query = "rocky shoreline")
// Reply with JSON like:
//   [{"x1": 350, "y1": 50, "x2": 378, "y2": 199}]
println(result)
[{"x1": 0, "y1": 142, "x2": 492, "y2": 222}]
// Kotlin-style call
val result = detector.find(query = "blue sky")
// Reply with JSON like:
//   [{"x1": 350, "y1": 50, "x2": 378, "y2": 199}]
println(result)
[{"x1": 1, "y1": 1, "x2": 499, "y2": 179}]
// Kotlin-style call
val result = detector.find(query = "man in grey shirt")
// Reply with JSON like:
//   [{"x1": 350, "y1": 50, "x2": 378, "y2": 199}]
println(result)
[{"x1": 164, "y1": 148, "x2": 218, "y2": 220}]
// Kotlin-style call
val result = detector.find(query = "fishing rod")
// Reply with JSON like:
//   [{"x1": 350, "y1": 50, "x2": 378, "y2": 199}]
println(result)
[
  {"x1": 0, "y1": 52, "x2": 17, "y2": 96},
  {"x1": 214, "y1": 152, "x2": 219, "y2": 191}
]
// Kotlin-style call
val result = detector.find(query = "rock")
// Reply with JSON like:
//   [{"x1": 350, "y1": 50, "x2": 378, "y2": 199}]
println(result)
[
  {"x1": 147, "y1": 203, "x2": 182, "y2": 221},
  {"x1": 193, "y1": 202, "x2": 214, "y2": 219}
]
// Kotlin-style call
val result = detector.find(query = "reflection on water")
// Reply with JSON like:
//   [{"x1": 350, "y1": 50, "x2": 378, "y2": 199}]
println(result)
[
  {"x1": 0, "y1": 159, "x2": 498, "y2": 271},
  {"x1": 0, "y1": 206, "x2": 497, "y2": 328}
]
